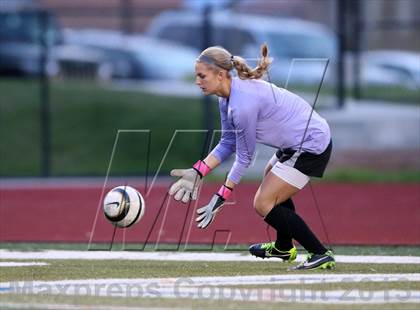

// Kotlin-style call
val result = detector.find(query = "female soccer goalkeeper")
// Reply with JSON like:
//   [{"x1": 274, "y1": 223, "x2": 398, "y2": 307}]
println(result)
[{"x1": 169, "y1": 44, "x2": 335, "y2": 270}]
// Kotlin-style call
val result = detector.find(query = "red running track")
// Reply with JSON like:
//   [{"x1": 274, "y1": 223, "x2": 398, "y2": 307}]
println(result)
[{"x1": 0, "y1": 182, "x2": 419, "y2": 246}]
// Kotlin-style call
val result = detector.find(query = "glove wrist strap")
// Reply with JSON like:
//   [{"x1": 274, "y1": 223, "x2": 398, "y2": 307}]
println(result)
[
  {"x1": 217, "y1": 184, "x2": 233, "y2": 200},
  {"x1": 193, "y1": 160, "x2": 211, "y2": 178}
]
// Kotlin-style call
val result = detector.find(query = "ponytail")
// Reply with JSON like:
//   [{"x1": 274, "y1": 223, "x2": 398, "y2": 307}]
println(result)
[
  {"x1": 232, "y1": 43, "x2": 272, "y2": 80},
  {"x1": 197, "y1": 43, "x2": 272, "y2": 80}
]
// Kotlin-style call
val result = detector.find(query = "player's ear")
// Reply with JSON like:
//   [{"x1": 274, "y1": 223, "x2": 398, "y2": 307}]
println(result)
[{"x1": 217, "y1": 70, "x2": 226, "y2": 81}]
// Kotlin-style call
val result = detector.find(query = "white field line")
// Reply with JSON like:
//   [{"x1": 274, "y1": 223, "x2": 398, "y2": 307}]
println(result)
[
  {"x1": 0, "y1": 275, "x2": 419, "y2": 304},
  {"x1": 3, "y1": 273, "x2": 419, "y2": 287},
  {"x1": 0, "y1": 302, "x2": 188, "y2": 310},
  {"x1": 0, "y1": 262, "x2": 49, "y2": 267},
  {"x1": 1, "y1": 250, "x2": 419, "y2": 264}
]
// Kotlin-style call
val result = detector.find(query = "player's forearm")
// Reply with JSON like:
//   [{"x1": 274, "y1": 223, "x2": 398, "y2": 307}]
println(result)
[
  {"x1": 202, "y1": 154, "x2": 221, "y2": 170},
  {"x1": 201, "y1": 154, "x2": 236, "y2": 189},
  {"x1": 224, "y1": 178, "x2": 236, "y2": 190}
]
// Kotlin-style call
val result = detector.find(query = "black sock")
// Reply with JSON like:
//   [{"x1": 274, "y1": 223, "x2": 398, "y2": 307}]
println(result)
[
  {"x1": 279, "y1": 198, "x2": 295, "y2": 212},
  {"x1": 265, "y1": 204, "x2": 327, "y2": 254},
  {"x1": 274, "y1": 199, "x2": 295, "y2": 250}
]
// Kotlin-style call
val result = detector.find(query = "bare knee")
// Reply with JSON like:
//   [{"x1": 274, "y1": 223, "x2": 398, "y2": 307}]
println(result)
[
  {"x1": 253, "y1": 193, "x2": 275, "y2": 217},
  {"x1": 254, "y1": 174, "x2": 299, "y2": 217},
  {"x1": 254, "y1": 191, "x2": 291, "y2": 217}
]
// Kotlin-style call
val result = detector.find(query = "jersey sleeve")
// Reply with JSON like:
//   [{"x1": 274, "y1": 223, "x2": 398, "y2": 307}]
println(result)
[
  {"x1": 210, "y1": 100, "x2": 236, "y2": 162},
  {"x1": 226, "y1": 104, "x2": 258, "y2": 184}
]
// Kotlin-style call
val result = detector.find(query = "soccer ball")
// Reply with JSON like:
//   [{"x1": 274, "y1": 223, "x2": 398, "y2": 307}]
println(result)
[{"x1": 103, "y1": 186, "x2": 145, "y2": 228}]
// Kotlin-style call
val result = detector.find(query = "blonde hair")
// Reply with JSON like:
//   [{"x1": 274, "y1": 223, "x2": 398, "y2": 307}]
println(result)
[{"x1": 197, "y1": 43, "x2": 272, "y2": 80}]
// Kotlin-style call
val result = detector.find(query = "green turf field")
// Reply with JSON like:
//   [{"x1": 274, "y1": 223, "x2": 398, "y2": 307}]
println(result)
[
  {"x1": 1, "y1": 258, "x2": 419, "y2": 309},
  {"x1": 0, "y1": 244, "x2": 419, "y2": 309},
  {"x1": 1, "y1": 259, "x2": 420, "y2": 282}
]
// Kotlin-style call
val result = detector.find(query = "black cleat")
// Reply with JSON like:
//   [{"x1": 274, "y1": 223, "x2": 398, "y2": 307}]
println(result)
[
  {"x1": 290, "y1": 250, "x2": 336, "y2": 270},
  {"x1": 249, "y1": 242, "x2": 297, "y2": 262}
]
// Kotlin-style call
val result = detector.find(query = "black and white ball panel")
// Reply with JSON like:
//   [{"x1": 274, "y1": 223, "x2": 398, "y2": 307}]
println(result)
[{"x1": 103, "y1": 186, "x2": 145, "y2": 228}]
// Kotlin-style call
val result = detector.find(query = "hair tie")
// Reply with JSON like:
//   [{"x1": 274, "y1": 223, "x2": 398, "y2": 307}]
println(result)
[{"x1": 230, "y1": 55, "x2": 234, "y2": 63}]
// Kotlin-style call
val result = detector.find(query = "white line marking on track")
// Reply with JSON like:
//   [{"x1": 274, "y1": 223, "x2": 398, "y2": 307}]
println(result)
[
  {"x1": 0, "y1": 302, "x2": 188, "y2": 310},
  {"x1": 0, "y1": 262, "x2": 49, "y2": 267},
  {"x1": 3, "y1": 273, "x2": 419, "y2": 287},
  {"x1": 1, "y1": 250, "x2": 419, "y2": 264}
]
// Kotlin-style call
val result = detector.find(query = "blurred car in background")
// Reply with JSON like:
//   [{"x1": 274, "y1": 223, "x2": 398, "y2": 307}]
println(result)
[
  {"x1": 0, "y1": 6, "x2": 109, "y2": 80},
  {"x1": 345, "y1": 50, "x2": 420, "y2": 91},
  {"x1": 0, "y1": 7, "x2": 62, "y2": 76},
  {"x1": 0, "y1": 4, "x2": 197, "y2": 82},
  {"x1": 362, "y1": 50, "x2": 420, "y2": 90},
  {"x1": 63, "y1": 29, "x2": 199, "y2": 81},
  {"x1": 147, "y1": 10, "x2": 337, "y2": 86}
]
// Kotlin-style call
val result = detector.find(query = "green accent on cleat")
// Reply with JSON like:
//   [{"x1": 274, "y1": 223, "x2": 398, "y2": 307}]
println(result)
[
  {"x1": 249, "y1": 242, "x2": 297, "y2": 262},
  {"x1": 317, "y1": 260, "x2": 336, "y2": 270},
  {"x1": 290, "y1": 250, "x2": 336, "y2": 270}
]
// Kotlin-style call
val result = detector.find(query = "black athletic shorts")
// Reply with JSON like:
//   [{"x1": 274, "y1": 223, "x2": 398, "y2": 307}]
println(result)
[{"x1": 275, "y1": 140, "x2": 332, "y2": 178}]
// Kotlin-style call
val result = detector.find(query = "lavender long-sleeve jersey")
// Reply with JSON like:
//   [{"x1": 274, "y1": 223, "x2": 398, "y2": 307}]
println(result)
[{"x1": 210, "y1": 77, "x2": 331, "y2": 184}]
